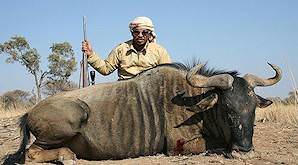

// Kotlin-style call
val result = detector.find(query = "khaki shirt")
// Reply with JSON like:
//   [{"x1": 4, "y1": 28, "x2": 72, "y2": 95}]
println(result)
[{"x1": 87, "y1": 40, "x2": 171, "y2": 80}]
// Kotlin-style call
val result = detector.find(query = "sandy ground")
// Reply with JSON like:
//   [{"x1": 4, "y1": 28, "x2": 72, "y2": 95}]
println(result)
[{"x1": 0, "y1": 116, "x2": 297, "y2": 165}]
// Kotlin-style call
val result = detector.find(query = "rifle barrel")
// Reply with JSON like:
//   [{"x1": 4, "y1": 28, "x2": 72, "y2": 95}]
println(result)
[
  {"x1": 82, "y1": 16, "x2": 89, "y2": 87},
  {"x1": 83, "y1": 16, "x2": 87, "y2": 41}
]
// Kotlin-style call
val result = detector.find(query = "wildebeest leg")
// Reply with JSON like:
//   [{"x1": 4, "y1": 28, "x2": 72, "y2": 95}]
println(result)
[
  {"x1": 65, "y1": 133, "x2": 98, "y2": 160},
  {"x1": 183, "y1": 137, "x2": 207, "y2": 154},
  {"x1": 26, "y1": 144, "x2": 76, "y2": 164}
]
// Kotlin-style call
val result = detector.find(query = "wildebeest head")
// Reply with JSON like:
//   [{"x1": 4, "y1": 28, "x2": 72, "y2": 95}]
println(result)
[{"x1": 186, "y1": 63, "x2": 282, "y2": 153}]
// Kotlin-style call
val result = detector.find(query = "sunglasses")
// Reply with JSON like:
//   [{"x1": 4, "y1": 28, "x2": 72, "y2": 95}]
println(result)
[{"x1": 131, "y1": 30, "x2": 151, "y2": 36}]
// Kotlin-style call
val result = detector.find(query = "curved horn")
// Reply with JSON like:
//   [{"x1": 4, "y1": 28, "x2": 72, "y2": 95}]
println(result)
[
  {"x1": 186, "y1": 64, "x2": 234, "y2": 90},
  {"x1": 243, "y1": 63, "x2": 282, "y2": 88}
]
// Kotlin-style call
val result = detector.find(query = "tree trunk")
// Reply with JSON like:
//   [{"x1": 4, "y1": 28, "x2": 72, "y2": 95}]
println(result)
[{"x1": 33, "y1": 72, "x2": 41, "y2": 103}]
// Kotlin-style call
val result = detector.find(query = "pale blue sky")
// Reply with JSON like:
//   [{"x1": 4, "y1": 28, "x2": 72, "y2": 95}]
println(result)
[{"x1": 1, "y1": 0, "x2": 297, "y2": 98}]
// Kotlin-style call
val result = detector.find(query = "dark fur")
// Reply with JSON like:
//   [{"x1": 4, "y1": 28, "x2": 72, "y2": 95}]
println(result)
[{"x1": 136, "y1": 62, "x2": 239, "y2": 79}]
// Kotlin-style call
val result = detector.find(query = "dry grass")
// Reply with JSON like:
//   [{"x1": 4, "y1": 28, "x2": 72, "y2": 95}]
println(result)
[
  {"x1": 0, "y1": 109, "x2": 27, "y2": 119},
  {"x1": 256, "y1": 103, "x2": 298, "y2": 126},
  {"x1": 0, "y1": 103, "x2": 28, "y2": 119}
]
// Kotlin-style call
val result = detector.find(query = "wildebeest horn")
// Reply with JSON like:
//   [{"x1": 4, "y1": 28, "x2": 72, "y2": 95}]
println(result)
[
  {"x1": 186, "y1": 64, "x2": 234, "y2": 90},
  {"x1": 243, "y1": 63, "x2": 282, "y2": 88}
]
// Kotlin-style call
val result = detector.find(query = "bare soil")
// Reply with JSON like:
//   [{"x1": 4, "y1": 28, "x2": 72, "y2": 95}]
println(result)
[{"x1": 1, "y1": 116, "x2": 297, "y2": 165}]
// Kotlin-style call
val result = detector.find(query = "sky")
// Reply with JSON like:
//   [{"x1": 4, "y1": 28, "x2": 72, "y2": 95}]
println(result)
[{"x1": 0, "y1": 0, "x2": 297, "y2": 98}]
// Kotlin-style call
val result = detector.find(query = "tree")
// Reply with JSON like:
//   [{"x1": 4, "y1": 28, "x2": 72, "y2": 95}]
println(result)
[
  {"x1": 0, "y1": 36, "x2": 47, "y2": 102},
  {"x1": 285, "y1": 90, "x2": 298, "y2": 105},
  {"x1": 43, "y1": 42, "x2": 78, "y2": 95},
  {"x1": 0, "y1": 89, "x2": 35, "y2": 110},
  {"x1": 42, "y1": 80, "x2": 78, "y2": 96},
  {"x1": 0, "y1": 36, "x2": 78, "y2": 102}
]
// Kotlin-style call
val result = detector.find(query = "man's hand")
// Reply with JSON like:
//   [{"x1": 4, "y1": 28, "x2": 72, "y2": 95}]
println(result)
[{"x1": 82, "y1": 40, "x2": 93, "y2": 57}]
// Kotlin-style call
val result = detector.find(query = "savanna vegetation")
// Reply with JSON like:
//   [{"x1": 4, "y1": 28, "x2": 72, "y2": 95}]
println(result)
[
  {"x1": 0, "y1": 36, "x2": 80, "y2": 118},
  {"x1": 0, "y1": 36, "x2": 78, "y2": 103},
  {"x1": 256, "y1": 90, "x2": 298, "y2": 126}
]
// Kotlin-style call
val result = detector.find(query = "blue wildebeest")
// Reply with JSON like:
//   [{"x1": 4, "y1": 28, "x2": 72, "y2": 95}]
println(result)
[{"x1": 3, "y1": 62, "x2": 281, "y2": 164}]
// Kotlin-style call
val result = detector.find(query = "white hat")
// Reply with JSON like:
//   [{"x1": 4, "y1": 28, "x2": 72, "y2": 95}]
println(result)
[
  {"x1": 129, "y1": 16, "x2": 156, "y2": 42},
  {"x1": 129, "y1": 16, "x2": 154, "y2": 31}
]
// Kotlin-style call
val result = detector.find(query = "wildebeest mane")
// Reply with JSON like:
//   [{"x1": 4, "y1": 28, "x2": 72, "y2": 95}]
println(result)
[{"x1": 135, "y1": 59, "x2": 239, "y2": 78}]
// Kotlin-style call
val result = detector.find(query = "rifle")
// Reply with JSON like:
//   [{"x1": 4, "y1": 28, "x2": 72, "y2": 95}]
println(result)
[{"x1": 80, "y1": 16, "x2": 90, "y2": 88}]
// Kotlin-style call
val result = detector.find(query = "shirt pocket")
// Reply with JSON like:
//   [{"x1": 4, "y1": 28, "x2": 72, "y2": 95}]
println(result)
[
  {"x1": 143, "y1": 52, "x2": 159, "y2": 66},
  {"x1": 120, "y1": 53, "x2": 138, "y2": 68}
]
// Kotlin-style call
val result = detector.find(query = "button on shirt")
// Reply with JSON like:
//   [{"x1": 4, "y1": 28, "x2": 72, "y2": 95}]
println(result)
[{"x1": 87, "y1": 40, "x2": 171, "y2": 80}]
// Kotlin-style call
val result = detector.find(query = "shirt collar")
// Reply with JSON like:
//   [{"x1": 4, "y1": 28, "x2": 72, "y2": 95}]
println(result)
[{"x1": 127, "y1": 39, "x2": 150, "y2": 55}]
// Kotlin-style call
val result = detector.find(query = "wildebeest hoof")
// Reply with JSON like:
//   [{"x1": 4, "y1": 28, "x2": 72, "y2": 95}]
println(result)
[{"x1": 231, "y1": 150, "x2": 258, "y2": 160}]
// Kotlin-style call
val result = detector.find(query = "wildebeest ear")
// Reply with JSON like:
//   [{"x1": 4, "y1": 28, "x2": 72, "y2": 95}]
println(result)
[
  {"x1": 186, "y1": 93, "x2": 218, "y2": 113},
  {"x1": 256, "y1": 95, "x2": 273, "y2": 108}
]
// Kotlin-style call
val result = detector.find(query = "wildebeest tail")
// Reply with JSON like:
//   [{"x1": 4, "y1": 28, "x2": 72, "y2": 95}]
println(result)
[{"x1": 3, "y1": 113, "x2": 30, "y2": 165}]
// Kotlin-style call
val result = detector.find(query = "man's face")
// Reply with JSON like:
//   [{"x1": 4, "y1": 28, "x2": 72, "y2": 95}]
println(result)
[{"x1": 131, "y1": 28, "x2": 151, "y2": 45}]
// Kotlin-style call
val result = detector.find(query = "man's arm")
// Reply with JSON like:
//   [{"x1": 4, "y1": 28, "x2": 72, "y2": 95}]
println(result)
[
  {"x1": 87, "y1": 50, "x2": 119, "y2": 75},
  {"x1": 82, "y1": 40, "x2": 120, "y2": 75}
]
